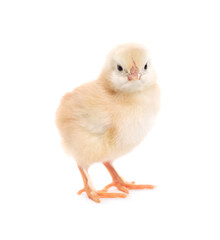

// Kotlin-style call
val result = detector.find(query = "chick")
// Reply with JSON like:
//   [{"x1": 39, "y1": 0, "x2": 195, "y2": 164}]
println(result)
[{"x1": 56, "y1": 43, "x2": 160, "y2": 203}]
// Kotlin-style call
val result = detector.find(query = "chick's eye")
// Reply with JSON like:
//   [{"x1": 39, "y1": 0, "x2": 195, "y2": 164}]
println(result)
[
  {"x1": 117, "y1": 65, "x2": 123, "y2": 71},
  {"x1": 144, "y1": 63, "x2": 148, "y2": 70}
]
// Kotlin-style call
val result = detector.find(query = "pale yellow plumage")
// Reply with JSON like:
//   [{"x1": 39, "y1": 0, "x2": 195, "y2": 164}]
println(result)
[{"x1": 56, "y1": 43, "x2": 160, "y2": 202}]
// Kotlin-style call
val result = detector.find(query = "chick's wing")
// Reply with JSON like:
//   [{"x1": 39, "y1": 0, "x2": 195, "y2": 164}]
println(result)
[{"x1": 70, "y1": 82, "x2": 111, "y2": 135}]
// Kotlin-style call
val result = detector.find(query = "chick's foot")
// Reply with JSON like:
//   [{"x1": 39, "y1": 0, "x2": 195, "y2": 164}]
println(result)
[
  {"x1": 77, "y1": 165, "x2": 127, "y2": 203},
  {"x1": 103, "y1": 162, "x2": 155, "y2": 193}
]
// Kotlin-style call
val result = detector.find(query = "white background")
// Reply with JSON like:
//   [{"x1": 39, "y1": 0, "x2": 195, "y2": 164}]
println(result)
[{"x1": 0, "y1": 0, "x2": 220, "y2": 239}]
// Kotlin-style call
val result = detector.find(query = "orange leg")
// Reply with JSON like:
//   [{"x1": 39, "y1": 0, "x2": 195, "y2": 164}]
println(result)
[
  {"x1": 103, "y1": 162, "x2": 155, "y2": 193},
  {"x1": 77, "y1": 166, "x2": 127, "y2": 203}
]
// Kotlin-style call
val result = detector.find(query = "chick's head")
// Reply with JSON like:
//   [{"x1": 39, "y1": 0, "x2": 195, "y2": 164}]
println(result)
[{"x1": 102, "y1": 43, "x2": 157, "y2": 93}]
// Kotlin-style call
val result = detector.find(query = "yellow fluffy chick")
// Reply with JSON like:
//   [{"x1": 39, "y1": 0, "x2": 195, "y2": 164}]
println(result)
[{"x1": 56, "y1": 43, "x2": 160, "y2": 203}]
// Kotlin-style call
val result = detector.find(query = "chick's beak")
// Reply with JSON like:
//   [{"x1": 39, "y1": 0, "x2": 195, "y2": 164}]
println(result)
[{"x1": 128, "y1": 64, "x2": 142, "y2": 81}]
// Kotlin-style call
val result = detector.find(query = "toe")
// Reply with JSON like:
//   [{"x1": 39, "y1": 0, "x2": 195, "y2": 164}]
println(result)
[
  {"x1": 125, "y1": 183, "x2": 155, "y2": 189},
  {"x1": 88, "y1": 191, "x2": 101, "y2": 203},
  {"x1": 77, "y1": 188, "x2": 85, "y2": 195},
  {"x1": 116, "y1": 184, "x2": 129, "y2": 194},
  {"x1": 97, "y1": 191, "x2": 127, "y2": 199}
]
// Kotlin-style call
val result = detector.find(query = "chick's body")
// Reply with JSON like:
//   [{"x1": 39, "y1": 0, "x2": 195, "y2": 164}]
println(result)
[
  {"x1": 56, "y1": 43, "x2": 160, "y2": 202},
  {"x1": 56, "y1": 81, "x2": 159, "y2": 168}
]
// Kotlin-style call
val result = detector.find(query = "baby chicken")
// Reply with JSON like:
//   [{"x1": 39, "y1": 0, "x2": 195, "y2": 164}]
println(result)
[{"x1": 56, "y1": 43, "x2": 160, "y2": 203}]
